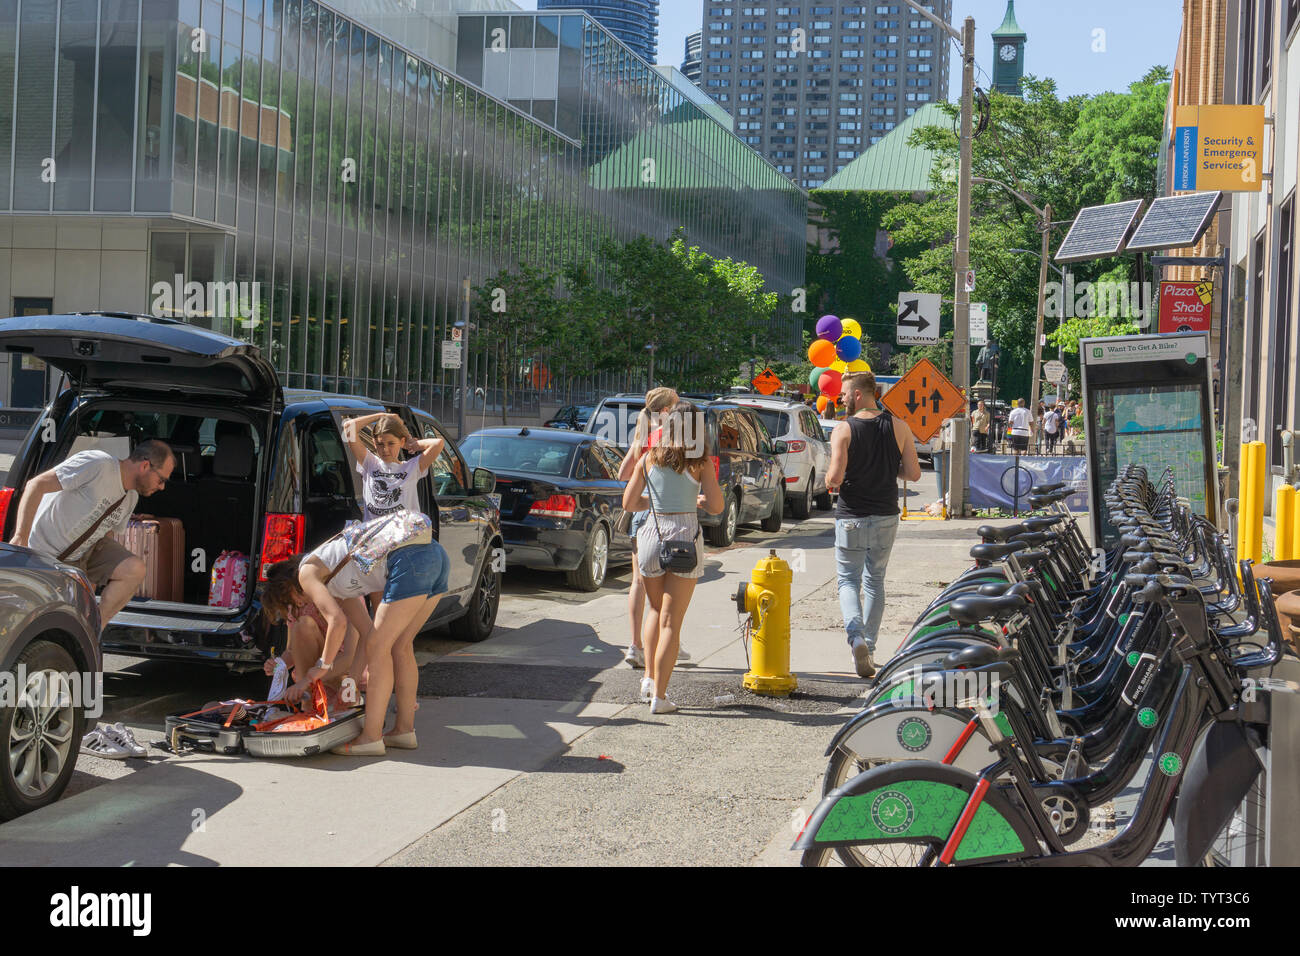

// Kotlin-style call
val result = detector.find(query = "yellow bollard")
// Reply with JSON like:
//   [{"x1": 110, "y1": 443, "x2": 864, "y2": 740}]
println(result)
[
  {"x1": 1278, "y1": 485, "x2": 1296, "y2": 564},
  {"x1": 1293, "y1": 491, "x2": 1300, "y2": 561},
  {"x1": 1249, "y1": 441, "x2": 1267, "y2": 564},
  {"x1": 736, "y1": 549, "x2": 797, "y2": 696},
  {"x1": 1238, "y1": 442, "x2": 1255, "y2": 567}
]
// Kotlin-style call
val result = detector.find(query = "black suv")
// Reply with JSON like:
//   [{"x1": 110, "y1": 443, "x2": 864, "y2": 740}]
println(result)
[
  {"x1": 0, "y1": 313, "x2": 504, "y2": 667},
  {"x1": 585, "y1": 394, "x2": 787, "y2": 547}
]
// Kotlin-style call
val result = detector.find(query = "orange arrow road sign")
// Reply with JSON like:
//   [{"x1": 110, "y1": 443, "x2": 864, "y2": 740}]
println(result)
[
  {"x1": 752, "y1": 368, "x2": 782, "y2": 395},
  {"x1": 881, "y1": 359, "x2": 965, "y2": 444}
]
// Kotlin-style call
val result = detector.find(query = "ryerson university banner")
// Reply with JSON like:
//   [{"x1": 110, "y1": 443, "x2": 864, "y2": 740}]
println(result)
[{"x1": 968, "y1": 455, "x2": 1089, "y2": 513}]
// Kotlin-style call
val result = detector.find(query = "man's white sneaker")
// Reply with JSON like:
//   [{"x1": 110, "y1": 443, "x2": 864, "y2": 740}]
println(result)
[
  {"x1": 639, "y1": 677, "x2": 654, "y2": 703},
  {"x1": 649, "y1": 697, "x2": 678, "y2": 714},
  {"x1": 80, "y1": 729, "x2": 132, "y2": 760},
  {"x1": 103, "y1": 722, "x2": 149, "y2": 758},
  {"x1": 624, "y1": 645, "x2": 645, "y2": 668}
]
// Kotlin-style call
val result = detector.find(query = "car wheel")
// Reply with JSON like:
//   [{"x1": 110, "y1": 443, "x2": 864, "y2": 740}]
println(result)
[
  {"x1": 762, "y1": 487, "x2": 784, "y2": 532},
  {"x1": 815, "y1": 487, "x2": 834, "y2": 510},
  {"x1": 0, "y1": 639, "x2": 84, "y2": 822},
  {"x1": 449, "y1": 553, "x2": 501, "y2": 643},
  {"x1": 706, "y1": 492, "x2": 740, "y2": 547},
  {"x1": 565, "y1": 524, "x2": 609, "y2": 592},
  {"x1": 791, "y1": 471, "x2": 813, "y2": 519}
]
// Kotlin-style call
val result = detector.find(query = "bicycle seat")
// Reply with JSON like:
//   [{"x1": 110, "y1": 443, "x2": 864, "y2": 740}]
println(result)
[
  {"x1": 1022, "y1": 515, "x2": 1066, "y2": 531},
  {"x1": 1032, "y1": 482, "x2": 1066, "y2": 494},
  {"x1": 977, "y1": 581, "x2": 1014, "y2": 596},
  {"x1": 948, "y1": 592, "x2": 1027, "y2": 626},
  {"x1": 1028, "y1": 494, "x2": 1067, "y2": 509},
  {"x1": 1015, "y1": 549, "x2": 1051, "y2": 569},
  {"x1": 978, "y1": 523, "x2": 1027, "y2": 543},
  {"x1": 943, "y1": 644, "x2": 1022, "y2": 670},
  {"x1": 1011, "y1": 531, "x2": 1054, "y2": 547},
  {"x1": 969, "y1": 541, "x2": 1029, "y2": 561}
]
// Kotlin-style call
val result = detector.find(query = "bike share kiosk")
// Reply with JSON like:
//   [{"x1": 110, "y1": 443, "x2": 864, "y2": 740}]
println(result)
[{"x1": 1080, "y1": 332, "x2": 1218, "y2": 551}]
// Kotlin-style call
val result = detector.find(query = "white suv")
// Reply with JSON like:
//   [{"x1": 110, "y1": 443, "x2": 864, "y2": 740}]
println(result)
[{"x1": 729, "y1": 395, "x2": 832, "y2": 518}]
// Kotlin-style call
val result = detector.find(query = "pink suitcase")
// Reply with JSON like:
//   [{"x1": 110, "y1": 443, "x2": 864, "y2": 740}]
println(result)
[
  {"x1": 123, "y1": 515, "x2": 185, "y2": 602},
  {"x1": 209, "y1": 551, "x2": 250, "y2": 608}
]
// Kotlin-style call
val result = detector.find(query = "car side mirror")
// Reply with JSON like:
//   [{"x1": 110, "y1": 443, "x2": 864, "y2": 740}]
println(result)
[
  {"x1": 772, "y1": 440, "x2": 788, "y2": 455},
  {"x1": 473, "y1": 467, "x2": 496, "y2": 493}
]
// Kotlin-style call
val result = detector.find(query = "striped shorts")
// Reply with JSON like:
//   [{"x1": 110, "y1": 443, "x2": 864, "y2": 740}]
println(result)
[{"x1": 636, "y1": 512, "x2": 706, "y2": 579}]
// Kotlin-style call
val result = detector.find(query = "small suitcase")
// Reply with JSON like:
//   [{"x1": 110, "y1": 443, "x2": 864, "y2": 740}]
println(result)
[
  {"x1": 208, "y1": 550, "x2": 250, "y2": 607},
  {"x1": 123, "y1": 514, "x2": 185, "y2": 602}
]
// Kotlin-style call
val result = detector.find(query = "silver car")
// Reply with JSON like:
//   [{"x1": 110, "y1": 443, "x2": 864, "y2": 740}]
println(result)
[{"x1": 0, "y1": 543, "x2": 101, "y2": 820}]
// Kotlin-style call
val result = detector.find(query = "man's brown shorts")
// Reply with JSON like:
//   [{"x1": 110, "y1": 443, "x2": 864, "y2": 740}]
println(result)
[{"x1": 71, "y1": 537, "x2": 136, "y2": 589}]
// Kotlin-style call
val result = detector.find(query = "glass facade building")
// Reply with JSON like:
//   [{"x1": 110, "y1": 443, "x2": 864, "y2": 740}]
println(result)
[
  {"x1": 0, "y1": 0, "x2": 804, "y2": 420},
  {"x1": 537, "y1": 0, "x2": 657, "y2": 66}
]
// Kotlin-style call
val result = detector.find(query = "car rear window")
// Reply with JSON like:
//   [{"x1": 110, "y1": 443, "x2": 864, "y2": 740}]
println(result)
[
  {"x1": 751, "y1": 408, "x2": 787, "y2": 439},
  {"x1": 459, "y1": 435, "x2": 577, "y2": 477},
  {"x1": 588, "y1": 401, "x2": 644, "y2": 447}
]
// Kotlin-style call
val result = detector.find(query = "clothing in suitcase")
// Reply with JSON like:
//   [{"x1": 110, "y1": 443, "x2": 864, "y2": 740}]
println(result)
[
  {"x1": 164, "y1": 681, "x2": 363, "y2": 758},
  {"x1": 123, "y1": 514, "x2": 185, "y2": 601},
  {"x1": 208, "y1": 550, "x2": 249, "y2": 607}
]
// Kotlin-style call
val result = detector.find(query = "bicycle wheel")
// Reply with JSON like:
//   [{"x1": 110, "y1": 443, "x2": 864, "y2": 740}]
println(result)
[{"x1": 822, "y1": 750, "x2": 944, "y2": 867}]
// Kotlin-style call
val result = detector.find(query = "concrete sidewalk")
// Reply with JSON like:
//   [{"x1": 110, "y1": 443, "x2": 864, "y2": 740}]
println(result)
[{"x1": 0, "y1": 513, "x2": 987, "y2": 866}]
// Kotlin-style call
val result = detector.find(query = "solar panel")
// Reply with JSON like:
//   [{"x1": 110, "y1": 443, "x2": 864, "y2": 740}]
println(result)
[
  {"x1": 1054, "y1": 199, "x2": 1144, "y2": 263},
  {"x1": 1125, "y1": 191, "x2": 1222, "y2": 253}
]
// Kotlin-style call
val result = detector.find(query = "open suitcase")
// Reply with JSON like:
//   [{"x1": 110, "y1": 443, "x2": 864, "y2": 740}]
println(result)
[{"x1": 164, "y1": 684, "x2": 363, "y2": 758}]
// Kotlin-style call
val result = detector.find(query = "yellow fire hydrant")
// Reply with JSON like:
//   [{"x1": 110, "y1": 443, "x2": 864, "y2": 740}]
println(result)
[{"x1": 736, "y1": 549, "x2": 797, "y2": 696}]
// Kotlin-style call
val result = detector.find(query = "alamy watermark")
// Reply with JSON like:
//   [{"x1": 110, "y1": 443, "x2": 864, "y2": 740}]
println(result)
[
  {"x1": 1, "y1": 665, "x2": 103, "y2": 719},
  {"x1": 588, "y1": 407, "x2": 708, "y2": 458},
  {"x1": 1043, "y1": 277, "x2": 1159, "y2": 327},
  {"x1": 880, "y1": 663, "x2": 1003, "y2": 716},
  {"x1": 150, "y1": 273, "x2": 262, "y2": 327}
]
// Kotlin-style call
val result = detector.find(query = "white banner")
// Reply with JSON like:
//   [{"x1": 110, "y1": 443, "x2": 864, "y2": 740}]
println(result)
[{"x1": 968, "y1": 455, "x2": 1089, "y2": 513}]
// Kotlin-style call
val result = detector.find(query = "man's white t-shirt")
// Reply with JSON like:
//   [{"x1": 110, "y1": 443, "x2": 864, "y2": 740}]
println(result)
[
  {"x1": 359, "y1": 452, "x2": 426, "y2": 522},
  {"x1": 1008, "y1": 407, "x2": 1033, "y2": 437},
  {"x1": 307, "y1": 535, "x2": 388, "y2": 600},
  {"x1": 29, "y1": 451, "x2": 137, "y2": 562},
  {"x1": 1044, "y1": 411, "x2": 1060, "y2": 435}
]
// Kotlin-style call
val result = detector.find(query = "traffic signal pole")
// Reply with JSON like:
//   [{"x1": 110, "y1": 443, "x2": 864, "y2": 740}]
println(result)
[{"x1": 948, "y1": 15, "x2": 976, "y2": 517}]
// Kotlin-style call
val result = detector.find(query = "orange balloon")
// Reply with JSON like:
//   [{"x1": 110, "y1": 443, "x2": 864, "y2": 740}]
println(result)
[
  {"x1": 808, "y1": 339, "x2": 837, "y2": 368},
  {"x1": 816, "y1": 395, "x2": 829, "y2": 413}
]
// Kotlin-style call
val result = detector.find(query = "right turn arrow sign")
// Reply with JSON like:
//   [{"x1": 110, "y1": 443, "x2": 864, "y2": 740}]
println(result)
[{"x1": 896, "y1": 292, "x2": 941, "y2": 345}]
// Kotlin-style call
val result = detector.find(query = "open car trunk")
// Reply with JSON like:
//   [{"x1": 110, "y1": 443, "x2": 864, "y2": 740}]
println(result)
[{"x1": 52, "y1": 400, "x2": 265, "y2": 611}]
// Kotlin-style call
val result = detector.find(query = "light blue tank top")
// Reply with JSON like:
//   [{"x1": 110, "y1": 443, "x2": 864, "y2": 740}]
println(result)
[{"x1": 645, "y1": 462, "x2": 701, "y2": 513}]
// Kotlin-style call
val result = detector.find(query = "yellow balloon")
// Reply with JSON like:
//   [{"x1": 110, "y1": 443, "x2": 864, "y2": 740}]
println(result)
[
  {"x1": 839, "y1": 318, "x2": 862, "y2": 339},
  {"x1": 830, "y1": 359, "x2": 848, "y2": 373},
  {"x1": 846, "y1": 359, "x2": 870, "y2": 372}
]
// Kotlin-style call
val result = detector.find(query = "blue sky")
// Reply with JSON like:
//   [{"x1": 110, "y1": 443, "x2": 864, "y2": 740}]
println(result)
[{"x1": 516, "y1": 0, "x2": 1185, "y2": 98}]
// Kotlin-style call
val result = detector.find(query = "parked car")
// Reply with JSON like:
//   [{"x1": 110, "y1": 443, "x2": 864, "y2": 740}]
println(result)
[
  {"x1": 726, "y1": 393, "x2": 832, "y2": 518},
  {"x1": 586, "y1": 395, "x2": 788, "y2": 546},
  {"x1": 0, "y1": 313, "x2": 505, "y2": 666},
  {"x1": 0, "y1": 544, "x2": 100, "y2": 820},
  {"x1": 459, "y1": 426, "x2": 633, "y2": 591},
  {"x1": 543, "y1": 404, "x2": 595, "y2": 431}
]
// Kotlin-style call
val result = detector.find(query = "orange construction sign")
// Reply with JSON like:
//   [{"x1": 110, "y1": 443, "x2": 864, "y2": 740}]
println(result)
[
  {"x1": 881, "y1": 358, "x2": 964, "y2": 444},
  {"x1": 752, "y1": 368, "x2": 782, "y2": 395}
]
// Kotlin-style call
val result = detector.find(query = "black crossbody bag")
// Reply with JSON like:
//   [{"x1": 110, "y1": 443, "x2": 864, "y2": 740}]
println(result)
[{"x1": 643, "y1": 459, "x2": 700, "y2": 574}]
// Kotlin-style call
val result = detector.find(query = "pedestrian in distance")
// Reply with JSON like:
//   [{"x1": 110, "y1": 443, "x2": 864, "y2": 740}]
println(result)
[
  {"x1": 262, "y1": 529, "x2": 449, "y2": 755},
  {"x1": 1008, "y1": 399, "x2": 1033, "y2": 455},
  {"x1": 826, "y1": 371, "x2": 922, "y2": 678},
  {"x1": 971, "y1": 399, "x2": 991, "y2": 453},
  {"x1": 10, "y1": 439, "x2": 175, "y2": 631},
  {"x1": 622, "y1": 401, "x2": 725, "y2": 713},
  {"x1": 1043, "y1": 404, "x2": 1062, "y2": 454},
  {"x1": 616, "y1": 387, "x2": 693, "y2": 669}
]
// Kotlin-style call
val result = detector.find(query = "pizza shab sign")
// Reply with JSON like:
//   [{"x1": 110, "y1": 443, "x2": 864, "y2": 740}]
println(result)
[{"x1": 1157, "y1": 280, "x2": 1213, "y2": 334}]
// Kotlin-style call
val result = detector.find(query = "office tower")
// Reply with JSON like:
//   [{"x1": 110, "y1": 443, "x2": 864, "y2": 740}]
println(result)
[{"x1": 539, "y1": 0, "x2": 659, "y2": 63}]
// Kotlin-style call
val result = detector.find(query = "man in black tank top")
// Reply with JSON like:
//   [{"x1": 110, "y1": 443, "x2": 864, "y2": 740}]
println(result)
[{"x1": 826, "y1": 371, "x2": 922, "y2": 677}]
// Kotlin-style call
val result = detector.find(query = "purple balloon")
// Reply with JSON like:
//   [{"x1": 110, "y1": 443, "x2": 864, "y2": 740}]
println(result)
[{"x1": 816, "y1": 315, "x2": 843, "y2": 342}]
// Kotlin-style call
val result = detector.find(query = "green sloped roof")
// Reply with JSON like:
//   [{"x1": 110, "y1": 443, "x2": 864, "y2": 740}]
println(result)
[
  {"x1": 587, "y1": 115, "x2": 790, "y2": 191},
  {"x1": 992, "y1": 1, "x2": 1026, "y2": 38},
  {"x1": 816, "y1": 103, "x2": 947, "y2": 192}
]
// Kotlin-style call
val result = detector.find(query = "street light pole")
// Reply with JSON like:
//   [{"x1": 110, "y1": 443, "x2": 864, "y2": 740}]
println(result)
[
  {"x1": 948, "y1": 14, "x2": 976, "y2": 517},
  {"x1": 1029, "y1": 202, "x2": 1051, "y2": 423},
  {"x1": 458, "y1": 275, "x2": 470, "y2": 440}
]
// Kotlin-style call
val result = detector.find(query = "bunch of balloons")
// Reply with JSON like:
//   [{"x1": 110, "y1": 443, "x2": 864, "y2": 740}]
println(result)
[{"x1": 807, "y1": 314, "x2": 871, "y2": 415}]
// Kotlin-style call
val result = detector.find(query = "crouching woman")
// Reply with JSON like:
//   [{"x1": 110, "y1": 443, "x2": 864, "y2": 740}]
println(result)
[{"x1": 264, "y1": 532, "x2": 449, "y2": 756}]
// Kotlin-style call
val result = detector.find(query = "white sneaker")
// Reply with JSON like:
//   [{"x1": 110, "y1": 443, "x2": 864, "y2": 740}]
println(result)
[
  {"x1": 103, "y1": 722, "x2": 149, "y2": 758},
  {"x1": 624, "y1": 645, "x2": 646, "y2": 669},
  {"x1": 639, "y1": 677, "x2": 654, "y2": 703},
  {"x1": 677, "y1": 647, "x2": 691, "y2": 662},
  {"x1": 649, "y1": 697, "x2": 678, "y2": 714},
  {"x1": 80, "y1": 729, "x2": 132, "y2": 760}
]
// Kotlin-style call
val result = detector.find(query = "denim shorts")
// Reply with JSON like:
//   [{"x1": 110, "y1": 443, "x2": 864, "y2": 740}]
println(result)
[
  {"x1": 383, "y1": 540, "x2": 449, "y2": 603},
  {"x1": 628, "y1": 510, "x2": 648, "y2": 552}
]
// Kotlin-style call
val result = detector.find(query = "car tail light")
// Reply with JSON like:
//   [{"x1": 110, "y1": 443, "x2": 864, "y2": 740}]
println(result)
[
  {"x1": 0, "y1": 487, "x2": 12, "y2": 542},
  {"x1": 785, "y1": 476, "x2": 799, "y2": 483},
  {"x1": 786, "y1": 440, "x2": 806, "y2": 453},
  {"x1": 260, "y1": 512, "x2": 305, "y2": 580},
  {"x1": 529, "y1": 494, "x2": 577, "y2": 519}
]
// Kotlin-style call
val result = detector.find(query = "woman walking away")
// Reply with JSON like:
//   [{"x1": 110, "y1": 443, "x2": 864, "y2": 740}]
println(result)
[
  {"x1": 617, "y1": 388, "x2": 681, "y2": 669},
  {"x1": 622, "y1": 402, "x2": 724, "y2": 713}
]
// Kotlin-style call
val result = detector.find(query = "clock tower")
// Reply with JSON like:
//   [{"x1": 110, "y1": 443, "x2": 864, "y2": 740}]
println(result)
[{"x1": 991, "y1": 1, "x2": 1027, "y2": 97}]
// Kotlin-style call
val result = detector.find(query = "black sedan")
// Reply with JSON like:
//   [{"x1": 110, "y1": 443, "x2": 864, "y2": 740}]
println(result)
[
  {"x1": 543, "y1": 405, "x2": 596, "y2": 431},
  {"x1": 459, "y1": 427, "x2": 633, "y2": 591}
]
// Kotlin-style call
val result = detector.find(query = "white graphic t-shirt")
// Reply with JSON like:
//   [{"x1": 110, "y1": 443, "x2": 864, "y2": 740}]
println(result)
[
  {"x1": 29, "y1": 451, "x2": 137, "y2": 562},
  {"x1": 308, "y1": 536, "x2": 389, "y2": 600},
  {"x1": 1008, "y1": 407, "x2": 1032, "y2": 437},
  {"x1": 359, "y1": 452, "x2": 426, "y2": 522}
]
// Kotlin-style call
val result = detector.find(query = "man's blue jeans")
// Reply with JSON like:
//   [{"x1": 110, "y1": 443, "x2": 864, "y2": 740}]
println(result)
[{"x1": 835, "y1": 514, "x2": 900, "y2": 651}]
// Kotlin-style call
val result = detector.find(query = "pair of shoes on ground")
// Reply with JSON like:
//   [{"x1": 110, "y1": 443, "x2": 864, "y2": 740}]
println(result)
[
  {"x1": 330, "y1": 729, "x2": 418, "y2": 756},
  {"x1": 624, "y1": 645, "x2": 690, "y2": 668},
  {"x1": 850, "y1": 640, "x2": 877, "y2": 680},
  {"x1": 639, "y1": 678, "x2": 679, "y2": 714},
  {"x1": 81, "y1": 723, "x2": 148, "y2": 760}
]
